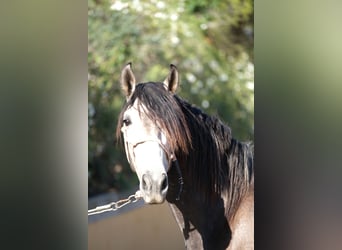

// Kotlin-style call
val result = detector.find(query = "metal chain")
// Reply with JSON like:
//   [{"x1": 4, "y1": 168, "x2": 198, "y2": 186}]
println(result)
[{"x1": 88, "y1": 190, "x2": 142, "y2": 216}]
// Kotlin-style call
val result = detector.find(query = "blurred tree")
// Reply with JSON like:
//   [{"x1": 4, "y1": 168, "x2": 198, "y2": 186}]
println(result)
[{"x1": 88, "y1": 0, "x2": 253, "y2": 197}]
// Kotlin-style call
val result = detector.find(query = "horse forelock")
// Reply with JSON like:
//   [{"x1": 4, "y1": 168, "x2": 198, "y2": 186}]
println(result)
[{"x1": 116, "y1": 82, "x2": 191, "y2": 155}]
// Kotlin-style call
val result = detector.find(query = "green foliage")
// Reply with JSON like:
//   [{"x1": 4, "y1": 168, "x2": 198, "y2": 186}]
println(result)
[{"x1": 88, "y1": 0, "x2": 254, "y2": 196}]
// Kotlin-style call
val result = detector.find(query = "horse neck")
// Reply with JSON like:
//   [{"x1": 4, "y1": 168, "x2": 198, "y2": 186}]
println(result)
[
  {"x1": 165, "y1": 100, "x2": 253, "y2": 248},
  {"x1": 166, "y1": 163, "x2": 232, "y2": 249},
  {"x1": 165, "y1": 103, "x2": 233, "y2": 249},
  {"x1": 178, "y1": 103, "x2": 254, "y2": 217},
  {"x1": 174, "y1": 100, "x2": 236, "y2": 205},
  {"x1": 166, "y1": 138, "x2": 253, "y2": 249}
]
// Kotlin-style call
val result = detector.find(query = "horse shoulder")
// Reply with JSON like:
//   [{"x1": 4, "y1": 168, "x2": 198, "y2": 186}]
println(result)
[{"x1": 227, "y1": 187, "x2": 254, "y2": 250}]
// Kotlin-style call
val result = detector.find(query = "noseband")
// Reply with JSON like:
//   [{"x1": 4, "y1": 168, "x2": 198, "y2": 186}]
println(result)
[{"x1": 121, "y1": 127, "x2": 183, "y2": 200}]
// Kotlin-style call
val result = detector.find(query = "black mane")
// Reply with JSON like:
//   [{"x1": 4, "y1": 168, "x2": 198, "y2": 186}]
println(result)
[{"x1": 175, "y1": 96, "x2": 254, "y2": 217}]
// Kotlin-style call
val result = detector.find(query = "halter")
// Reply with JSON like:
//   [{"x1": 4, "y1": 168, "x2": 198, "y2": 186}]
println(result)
[{"x1": 121, "y1": 126, "x2": 183, "y2": 200}]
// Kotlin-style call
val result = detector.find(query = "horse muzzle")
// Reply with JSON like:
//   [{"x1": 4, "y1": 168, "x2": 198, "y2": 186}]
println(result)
[{"x1": 140, "y1": 172, "x2": 168, "y2": 204}]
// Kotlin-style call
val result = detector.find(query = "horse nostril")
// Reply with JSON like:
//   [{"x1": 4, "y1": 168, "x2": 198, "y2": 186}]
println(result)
[
  {"x1": 142, "y1": 178, "x2": 147, "y2": 190},
  {"x1": 161, "y1": 174, "x2": 168, "y2": 192},
  {"x1": 142, "y1": 174, "x2": 151, "y2": 191}
]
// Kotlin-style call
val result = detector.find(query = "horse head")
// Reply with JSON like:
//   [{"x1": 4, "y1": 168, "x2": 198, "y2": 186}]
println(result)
[{"x1": 118, "y1": 63, "x2": 180, "y2": 204}]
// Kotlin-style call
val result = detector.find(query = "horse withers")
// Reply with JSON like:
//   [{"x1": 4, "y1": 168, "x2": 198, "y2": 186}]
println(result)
[{"x1": 117, "y1": 63, "x2": 254, "y2": 250}]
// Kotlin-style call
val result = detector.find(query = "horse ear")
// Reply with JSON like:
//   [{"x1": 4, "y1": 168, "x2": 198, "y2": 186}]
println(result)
[
  {"x1": 120, "y1": 62, "x2": 136, "y2": 99},
  {"x1": 163, "y1": 64, "x2": 179, "y2": 93}
]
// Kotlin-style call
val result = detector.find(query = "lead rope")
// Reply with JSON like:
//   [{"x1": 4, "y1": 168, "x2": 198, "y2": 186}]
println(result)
[{"x1": 88, "y1": 190, "x2": 142, "y2": 216}]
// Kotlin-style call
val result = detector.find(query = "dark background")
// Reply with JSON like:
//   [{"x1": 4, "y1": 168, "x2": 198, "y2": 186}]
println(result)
[{"x1": 0, "y1": 1, "x2": 341, "y2": 249}]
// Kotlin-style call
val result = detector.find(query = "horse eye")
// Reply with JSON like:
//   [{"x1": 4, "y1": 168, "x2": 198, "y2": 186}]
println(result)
[{"x1": 123, "y1": 118, "x2": 131, "y2": 126}]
